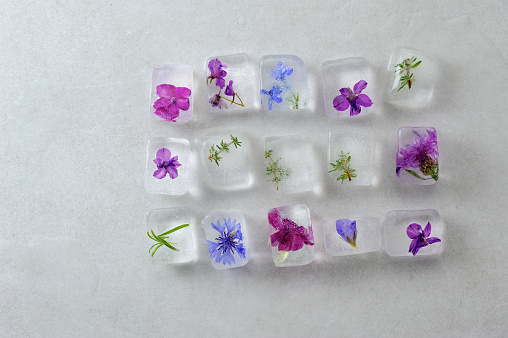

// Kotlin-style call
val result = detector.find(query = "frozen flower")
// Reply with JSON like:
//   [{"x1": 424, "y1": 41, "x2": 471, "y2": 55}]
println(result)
[
  {"x1": 207, "y1": 217, "x2": 246, "y2": 266},
  {"x1": 407, "y1": 222, "x2": 441, "y2": 256},
  {"x1": 335, "y1": 219, "x2": 358, "y2": 252},
  {"x1": 260, "y1": 86, "x2": 283, "y2": 110},
  {"x1": 269, "y1": 209, "x2": 314, "y2": 252},
  {"x1": 333, "y1": 80, "x2": 373, "y2": 116},
  {"x1": 396, "y1": 129, "x2": 439, "y2": 181},
  {"x1": 209, "y1": 93, "x2": 228, "y2": 109},
  {"x1": 153, "y1": 84, "x2": 191, "y2": 122},
  {"x1": 207, "y1": 58, "x2": 228, "y2": 89},
  {"x1": 153, "y1": 148, "x2": 181, "y2": 179},
  {"x1": 270, "y1": 61, "x2": 293, "y2": 82}
]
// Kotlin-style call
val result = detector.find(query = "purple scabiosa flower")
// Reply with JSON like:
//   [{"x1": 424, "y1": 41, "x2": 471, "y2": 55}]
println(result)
[
  {"x1": 407, "y1": 222, "x2": 441, "y2": 255},
  {"x1": 268, "y1": 209, "x2": 314, "y2": 252},
  {"x1": 336, "y1": 219, "x2": 358, "y2": 252},
  {"x1": 333, "y1": 80, "x2": 373, "y2": 116},
  {"x1": 153, "y1": 148, "x2": 181, "y2": 179},
  {"x1": 153, "y1": 84, "x2": 191, "y2": 122},
  {"x1": 396, "y1": 129, "x2": 439, "y2": 181},
  {"x1": 270, "y1": 61, "x2": 294, "y2": 82},
  {"x1": 207, "y1": 58, "x2": 228, "y2": 89},
  {"x1": 207, "y1": 217, "x2": 246, "y2": 266},
  {"x1": 260, "y1": 86, "x2": 283, "y2": 110}
]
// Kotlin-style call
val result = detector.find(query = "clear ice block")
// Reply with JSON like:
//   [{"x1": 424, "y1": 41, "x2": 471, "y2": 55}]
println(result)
[
  {"x1": 396, "y1": 127, "x2": 439, "y2": 185},
  {"x1": 268, "y1": 205, "x2": 314, "y2": 267},
  {"x1": 145, "y1": 137, "x2": 190, "y2": 195},
  {"x1": 383, "y1": 209, "x2": 443, "y2": 257},
  {"x1": 384, "y1": 47, "x2": 437, "y2": 108},
  {"x1": 202, "y1": 210, "x2": 250, "y2": 270},
  {"x1": 322, "y1": 57, "x2": 375, "y2": 118},
  {"x1": 150, "y1": 64, "x2": 193, "y2": 122},
  {"x1": 198, "y1": 131, "x2": 253, "y2": 190},
  {"x1": 264, "y1": 135, "x2": 316, "y2": 193},
  {"x1": 323, "y1": 217, "x2": 381, "y2": 256},
  {"x1": 328, "y1": 130, "x2": 376, "y2": 186},
  {"x1": 205, "y1": 53, "x2": 257, "y2": 111},
  {"x1": 146, "y1": 208, "x2": 195, "y2": 264},
  {"x1": 260, "y1": 55, "x2": 308, "y2": 111}
]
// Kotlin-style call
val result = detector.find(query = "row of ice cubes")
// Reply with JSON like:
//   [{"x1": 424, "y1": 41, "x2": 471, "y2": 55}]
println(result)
[{"x1": 147, "y1": 206, "x2": 443, "y2": 268}]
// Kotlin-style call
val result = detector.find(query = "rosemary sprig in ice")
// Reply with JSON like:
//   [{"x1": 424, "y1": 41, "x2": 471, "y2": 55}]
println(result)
[{"x1": 147, "y1": 223, "x2": 189, "y2": 257}]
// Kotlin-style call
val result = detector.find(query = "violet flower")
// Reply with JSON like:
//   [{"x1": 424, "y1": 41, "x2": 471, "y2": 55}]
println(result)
[
  {"x1": 224, "y1": 80, "x2": 235, "y2": 102},
  {"x1": 336, "y1": 219, "x2": 358, "y2": 252},
  {"x1": 407, "y1": 222, "x2": 441, "y2": 256},
  {"x1": 396, "y1": 129, "x2": 439, "y2": 181},
  {"x1": 333, "y1": 80, "x2": 373, "y2": 116},
  {"x1": 209, "y1": 94, "x2": 227, "y2": 109},
  {"x1": 153, "y1": 84, "x2": 191, "y2": 122},
  {"x1": 153, "y1": 148, "x2": 181, "y2": 179},
  {"x1": 260, "y1": 86, "x2": 283, "y2": 110},
  {"x1": 207, "y1": 217, "x2": 246, "y2": 266},
  {"x1": 269, "y1": 209, "x2": 314, "y2": 252},
  {"x1": 207, "y1": 58, "x2": 228, "y2": 89},
  {"x1": 270, "y1": 61, "x2": 293, "y2": 83}
]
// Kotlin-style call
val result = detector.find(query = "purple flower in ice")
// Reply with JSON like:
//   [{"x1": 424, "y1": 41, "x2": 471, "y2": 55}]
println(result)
[
  {"x1": 333, "y1": 80, "x2": 373, "y2": 116},
  {"x1": 207, "y1": 217, "x2": 246, "y2": 266},
  {"x1": 209, "y1": 93, "x2": 227, "y2": 109},
  {"x1": 407, "y1": 222, "x2": 441, "y2": 256},
  {"x1": 336, "y1": 219, "x2": 358, "y2": 252},
  {"x1": 269, "y1": 209, "x2": 314, "y2": 252},
  {"x1": 260, "y1": 86, "x2": 283, "y2": 110},
  {"x1": 153, "y1": 148, "x2": 181, "y2": 179},
  {"x1": 207, "y1": 58, "x2": 228, "y2": 89},
  {"x1": 153, "y1": 84, "x2": 191, "y2": 122},
  {"x1": 224, "y1": 80, "x2": 236, "y2": 102},
  {"x1": 270, "y1": 61, "x2": 294, "y2": 83},
  {"x1": 396, "y1": 129, "x2": 439, "y2": 181}
]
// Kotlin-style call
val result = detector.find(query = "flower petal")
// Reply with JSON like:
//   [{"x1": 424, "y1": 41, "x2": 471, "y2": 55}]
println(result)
[
  {"x1": 153, "y1": 168, "x2": 167, "y2": 179},
  {"x1": 339, "y1": 87, "x2": 351, "y2": 96},
  {"x1": 268, "y1": 209, "x2": 283, "y2": 229},
  {"x1": 153, "y1": 97, "x2": 170, "y2": 109},
  {"x1": 356, "y1": 94, "x2": 373, "y2": 107},
  {"x1": 176, "y1": 86, "x2": 191, "y2": 98},
  {"x1": 409, "y1": 239, "x2": 418, "y2": 255},
  {"x1": 155, "y1": 148, "x2": 172, "y2": 161},
  {"x1": 350, "y1": 104, "x2": 361, "y2": 116},
  {"x1": 423, "y1": 222, "x2": 432, "y2": 237},
  {"x1": 224, "y1": 80, "x2": 235, "y2": 97},
  {"x1": 273, "y1": 95, "x2": 283, "y2": 104},
  {"x1": 333, "y1": 95, "x2": 349, "y2": 111},
  {"x1": 153, "y1": 158, "x2": 162, "y2": 166},
  {"x1": 353, "y1": 80, "x2": 368, "y2": 94},
  {"x1": 407, "y1": 223, "x2": 422, "y2": 239},
  {"x1": 426, "y1": 237, "x2": 441, "y2": 244},
  {"x1": 166, "y1": 164, "x2": 179, "y2": 179},
  {"x1": 272, "y1": 86, "x2": 282, "y2": 95},
  {"x1": 215, "y1": 77, "x2": 225, "y2": 89},
  {"x1": 156, "y1": 84, "x2": 176, "y2": 99},
  {"x1": 175, "y1": 97, "x2": 190, "y2": 111}
]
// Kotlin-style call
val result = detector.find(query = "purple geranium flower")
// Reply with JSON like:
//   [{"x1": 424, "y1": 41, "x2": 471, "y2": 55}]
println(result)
[
  {"x1": 153, "y1": 84, "x2": 191, "y2": 122},
  {"x1": 407, "y1": 222, "x2": 441, "y2": 255},
  {"x1": 270, "y1": 61, "x2": 293, "y2": 82},
  {"x1": 260, "y1": 86, "x2": 283, "y2": 110},
  {"x1": 336, "y1": 219, "x2": 358, "y2": 252},
  {"x1": 207, "y1": 58, "x2": 228, "y2": 89},
  {"x1": 396, "y1": 129, "x2": 439, "y2": 181},
  {"x1": 333, "y1": 80, "x2": 373, "y2": 116},
  {"x1": 268, "y1": 209, "x2": 314, "y2": 252},
  {"x1": 207, "y1": 217, "x2": 246, "y2": 266},
  {"x1": 153, "y1": 148, "x2": 181, "y2": 179}
]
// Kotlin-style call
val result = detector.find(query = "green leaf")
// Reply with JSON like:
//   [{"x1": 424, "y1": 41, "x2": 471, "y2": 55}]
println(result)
[
  {"x1": 412, "y1": 60, "x2": 422, "y2": 68},
  {"x1": 159, "y1": 223, "x2": 189, "y2": 236},
  {"x1": 405, "y1": 169, "x2": 433, "y2": 180}
]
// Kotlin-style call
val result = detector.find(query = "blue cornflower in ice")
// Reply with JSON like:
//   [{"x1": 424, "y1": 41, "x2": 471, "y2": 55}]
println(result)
[
  {"x1": 270, "y1": 61, "x2": 293, "y2": 82},
  {"x1": 260, "y1": 86, "x2": 283, "y2": 110},
  {"x1": 207, "y1": 217, "x2": 246, "y2": 266},
  {"x1": 336, "y1": 219, "x2": 358, "y2": 252}
]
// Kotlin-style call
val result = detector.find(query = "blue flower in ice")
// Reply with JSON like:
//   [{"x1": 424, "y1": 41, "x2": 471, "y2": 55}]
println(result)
[
  {"x1": 336, "y1": 219, "x2": 358, "y2": 252},
  {"x1": 270, "y1": 61, "x2": 293, "y2": 83},
  {"x1": 207, "y1": 217, "x2": 246, "y2": 266},
  {"x1": 260, "y1": 86, "x2": 283, "y2": 110}
]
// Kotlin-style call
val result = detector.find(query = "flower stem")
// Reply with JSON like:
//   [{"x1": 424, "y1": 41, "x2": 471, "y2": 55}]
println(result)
[{"x1": 275, "y1": 250, "x2": 289, "y2": 263}]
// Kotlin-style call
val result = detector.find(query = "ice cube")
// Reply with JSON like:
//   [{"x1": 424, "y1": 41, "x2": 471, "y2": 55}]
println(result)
[
  {"x1": 146, "y1": 208, "x2": 195, "y2": 264},
  {"x1": 267, "y1": 205, "x2": 314, "y2": 267},
  {"x1": 150, "y1": 64, "x2": 193, "y2": 122},
  {"x1": 260, "y1": 55, "x2": 308, "y2": 111},
  {"x1": 383, "y1": 209, "x2": 443, "y2": 257},
  {"x1": 323, "y1": 217, "x2": 381, "y2": 256},
  {"x1": 322, "y1": 57, "x2": 375, "y2": 118},
  {"x1": 201, "y1": 210, "x2": 250, "y2": 270},
  {"x1": 384, "y1": 47, "x2": 437, "y2": 108},
  {"x1": 145, "y1": 137, "x2": 190, "y2": 195},
  {"x1": 396, "y1": 127, "x2": 439, "y2": 185},
  {"x1": 328, "y1": 130, "x2": 376, "y2": 186},
  {"x1": 205, "y1": 53, "x2": 257, "y2": 111}
]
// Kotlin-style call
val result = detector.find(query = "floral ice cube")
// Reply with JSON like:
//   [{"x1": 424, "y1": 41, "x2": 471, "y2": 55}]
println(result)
[
  {"x1": 202, "y1": 211, "x2": 250, "y2": 270},
  {"x1": 383, "y1": 209, "x2": 443, "y2": 257},
  {"x1": 268, "y1": 205, "x2": 314, "y2": 267},
  {"x1": 145, "y1": 137, "x2": 190, "y2": 195},
  {"x1": 150, "y1": 64, "x2": 193, "y2": 122},
  {"x1": 260, "y1": 55, "x2": 308, "y2": 111},
  {"x1": 323, "y1": 217, "x2": 381, "y2": 256},
  {"x1": 396, "y1": 127, "x2": 439, "y2": 185}
]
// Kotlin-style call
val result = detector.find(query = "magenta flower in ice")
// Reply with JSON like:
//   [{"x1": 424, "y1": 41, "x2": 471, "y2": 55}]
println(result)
[
  {"x1": 333, "y1": 80, "x2": 373, "y2": 116},
  {"x1": 407, "y1": 222, "x2": 441, "y2": 255},
  {"x1": 207, "y1": 58, "x2": 228, "y2": 89},
  {"x1": 153, "y1": 84, "x2": 191, "y2": 122},
  {"x1": 153, "y1": 148, "x2": 181, "y2": 179},
  {"x1": 268, "y1": 209, "x2": 314, "y2": 252},
  {"x1": 396, "y1": 128, "x2": 439, "y2": 181}
]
